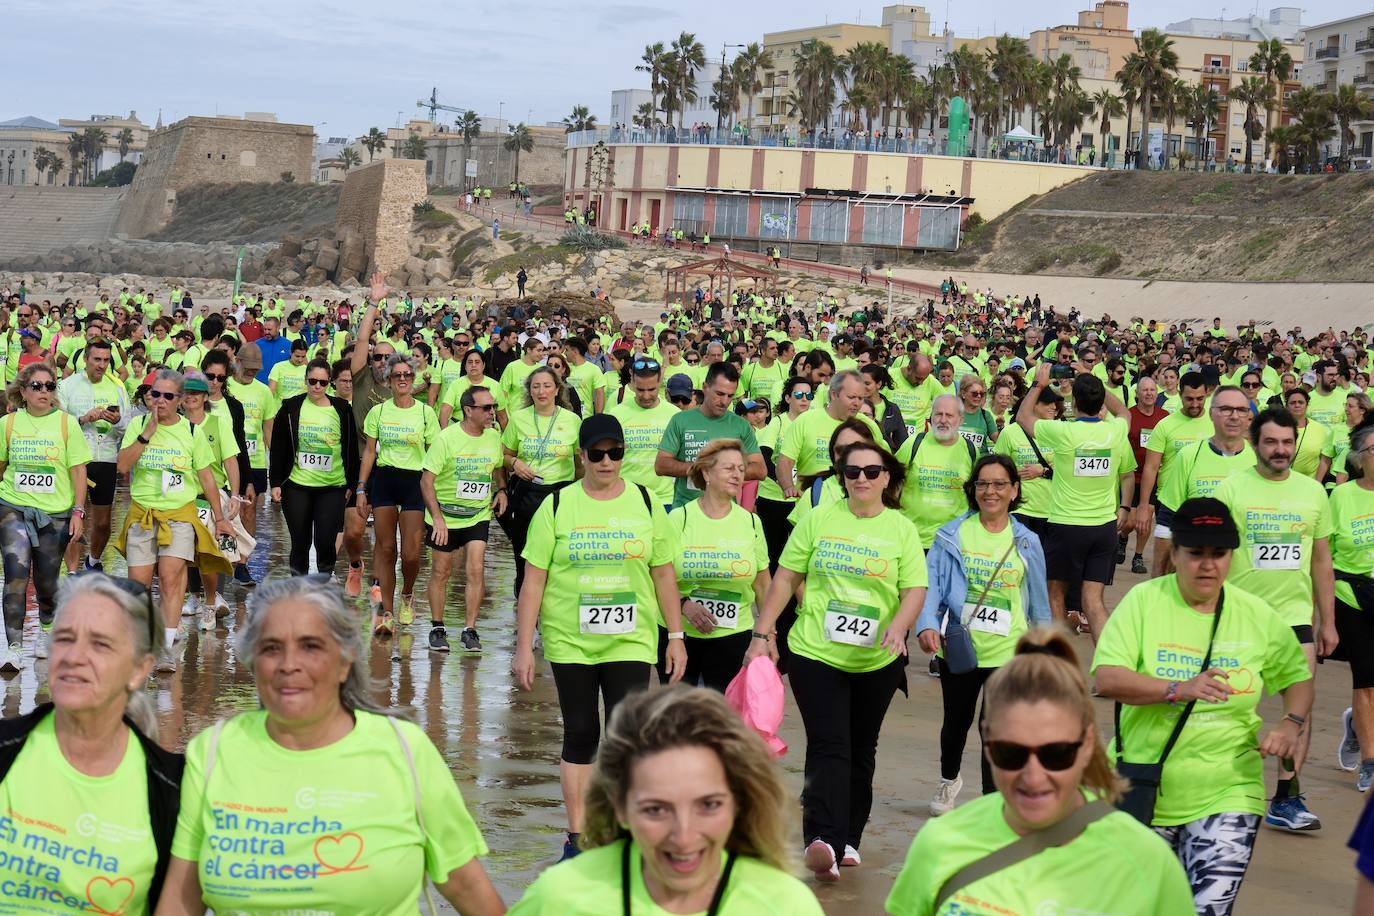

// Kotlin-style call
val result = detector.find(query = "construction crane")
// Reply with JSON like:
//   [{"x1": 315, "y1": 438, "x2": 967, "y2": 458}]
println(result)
[{"x1": 417, "y1": 87, "x2": 467, "y2": 124}]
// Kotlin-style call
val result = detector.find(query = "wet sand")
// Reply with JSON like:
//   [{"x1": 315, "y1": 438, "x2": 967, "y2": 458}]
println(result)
[{"x1": 4, "y1": 501, "x2": 1359, "y2": 912}]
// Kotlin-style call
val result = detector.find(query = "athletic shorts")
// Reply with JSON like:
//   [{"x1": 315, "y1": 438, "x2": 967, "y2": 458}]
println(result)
[
  {"x1": 1154, "y1": 503, "x2": 1176, "y2": 540},
  {"x1": 1013, "y1": 513, "x2": 1048, "y2": 539},
  {"x1": 1045, "y1": 520, "x2": 1117, "y2": 586},
  {"x1": 87, "y1": 462, "x2": 117, "y2": 507},
  {"x1": 1332, "y1": 598, "x2": 1374, "y2": 688},
  {"x1": 1292, "y1": 624, "x2": 1314, "y2": 645},
  {"x1": 369, "y1": 466, "x2": 424, "y2": 511},
  {"x1": 250, "y1": 468, "x2": 268, "y2": 496},
  {"x1": 427, "y1": 521, "x2": 490, "y2": 552},
  {"x1": 125, "y1": 520, "x2": 196, "y2": 566}
]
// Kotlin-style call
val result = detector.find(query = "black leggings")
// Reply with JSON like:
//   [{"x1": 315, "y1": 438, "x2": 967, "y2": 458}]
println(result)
[
  {"x1": 281, "y1": 482, "x2": 347, "y2": 575},
  {"x1": 754, "y1": 497, "x2": 800, "y2": 672},
  {"x1": 937, "y1": 657, "x2": 995, "y2": 793},
  {"x1": 501, "y1": 481, "x2": 563, "y2": 600},
  {"x1": 0, "y1": 505, "x2": 68, "y2": 645},
  {"x1": 549, "y1": 660, "x2": 651, "y2": 764},
  {"x1": 655, "y1": 627, "x2": 751, "y2": 690}
]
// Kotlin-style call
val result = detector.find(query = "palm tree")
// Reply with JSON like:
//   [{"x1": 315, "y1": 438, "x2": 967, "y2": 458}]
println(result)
[
  {"x1": 878, "y1": 53, "x2": 914, "y2": 133},
  {"x1": 1231, "y1": 76, "x2": 1273, "y2": 171},
  {"x1": 1185, "y1": 84, "x2": 1222, "y2": 169},
  {"x1": 732, "y1": 42, "x2": 773, "y2": 135},
  {"x1": 924, "y1": 63, "x2": 954, "y2": 134},
  {"x1": 116, "y1": 127, "x2": 133, "y2": 163},
  {"x1": 1159, "y1": 78, "x2": 1188, "y2": 167},
  {"x1": 504, "y1": 124, "x2": 534, "y2": 182},
  {"x1": 1092, "y1": 88, "x2": 1125, "y2": 156},
  {"x1": 1131, "y1": 29, "x2": 1179, "y2": 170},
  {"x1": 711, "y1": 67, "x2": 740, "y2": 130},
  {"x1": 633, "y1": 102, "x2": 656, "y2": 130},
  {"x1": 457, "y1": 111, "x2": 481, "y2": 189},
  {"x1": 840, "y1": 41, "x2": 888, "y2": 133},
  {"x1": 1330, "y1": 83, "x2": 1370, "y2": 166},
  {"x1": 1116, "y1": 53, "x2": 1142, "y2": 155},
  {"x1": 1289, "y1": 87, "x2": 1334, "y2": 169},
  {"x1": 66, "y1": 134, "x2": 84, "y2": 186},
  {"x1": 899, "y1": 72, "x2": 933, "y2": 134},
  {"x1": 635, "y1": 42, "x2": 668, "y2": 123},
  {"x1": 81, "y1": 126, "x2": 108, "y2": 183},
  {"x1": 562, "y1": 105, "x2": 597, "y2": 133},
  {"x1": 361, "y1": 127, "x2": 387, "y2": 162},
  {"x1": 1250, "y1": 38, "x2": 1293, "y2": 163},
  {"x1": 668, "y1": 32, "x2": 706, "y2": 129},
  {"x1": 987, "y1": 35, "x2": 1028, "y2": 132},
  {"x1": 1267, "y1": 124, "x2": 1297, "y2": 172},
  {"x1": 340, "y1": 147, "x2": 362, "y2": 172},
  {"x1": 33, "y1": 147, "x2": 58, "y2": 185},
  {"x1": 1024, "y1": 60, "x2": 1053, "y2": 136},
  {"x1": 402, "y1": 133, "x2": 427, "y2": 160},
  {"x1": 948, "y1": 44, "x2": 985, "y2": 99},
  {"x1": 792, "y1": 39, "x2": 842, "y2": 132}
]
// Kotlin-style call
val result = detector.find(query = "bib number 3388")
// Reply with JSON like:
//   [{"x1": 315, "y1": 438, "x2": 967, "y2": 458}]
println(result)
[
  {"x1": 579, "y1": 592, "x2": 637, "y2": 635},
  {"x1": 825, "y1": 599, "x2": 880, "y2": 648}
]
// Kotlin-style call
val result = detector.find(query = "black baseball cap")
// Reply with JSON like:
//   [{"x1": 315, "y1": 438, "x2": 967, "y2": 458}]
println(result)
[
  {"x1": 579, "y1": 414, "x2": 624, "y2": 450},
  {"x1": 1170, "y1": 498, "x2": 1240, "y2": 549}
]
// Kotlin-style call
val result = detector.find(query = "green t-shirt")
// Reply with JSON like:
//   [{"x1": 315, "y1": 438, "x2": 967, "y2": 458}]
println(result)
[
  {"x1": 1292, "y1": 419, "x2": 1333, "y2": 479},
  {"x1": 740, "y1": 359, "x2": 787, "y2": 405},
  {"x1": 1144, "y1": 412, "x2": 1213, "y2": 510},
  {"x1": 191, "y1": 411, "x2": 240, "y2": 491},
  {"x1": 521, "y1": 482, "x2": 672, "y2": 665},
  {"x1": 659, "y1": 409, "x2": 760, "y2": 508},
  {"x1": 421, "y1": 423, "x2": 503, "y2": 529},
  {"x1": 668, "y1": 501, "x2": 769, "y2": 638},
  {"x1": 441, "y1": 375, "x2": 508, "y2": 419},
  {"x1": 0, "y1": 715, "x2": 157, "y2": 915},
  {"x1": 511, "y1": 838, "x2": 822, "y2": 916},
  {"x1": 888, "y1": 373, "x2": 942, "y2": 437},
  {"x1": 959, "y1": 408, "x2": 997, "y2": 456},
  {"x1": 993, "y1": 423, "x2": 1052, "y2": 519},
  {"x1": 787, "y1": 474, "x2": 844, "y2": 527},
  {"x1": 498, "y1": 359, "x2": 540, "y2": 410},
  {"x1": 1215, "y1": 467, "x2": 1332, "y2": 627},
  {"x1": 609, "y1": 397, "x2": 679, "y2": 508},
  {"x1": 896, "y1": 434, "x2": 974, "y2": 548},
  {"x1": 780, "y1": 501, "x2": 928, "y2": 673},
  {"x1": 501, "y1": 406, "x2": 581, "y2": 484},
  {"x1": 269, "y1": 359, "x2": 308, "y2": 404},
  {"x1": 885, "y1": 790, "x2": 1194, "y2": 916},
  {"x1": 1160, "y1": 439, "x2": 1255, "y2": 508},
  {"x1": 120, "y1": 415, "x2": 213, "y2": 510},
  {"x1": 1306, "y1": 387, "x2": 1347, "y2": 443},
  {"x1": 1091, "y1": 576, "x2": 1311, "y2": 825},
  {"x1": 0, "y1": 410, "x2": 92, "y2": 514},
  {"x1": 226, "y1": 377, "x2": 275, "y2": 470},
  {"x1": 566, "y1": 361, "x2": 601, "y2": 417},
  {"x1": 756, "y1": 413, "x2": 797, "y2": 504},
  {"x1": 290, "y1": 400, "x2": 346, "y2": 488},
  {"x1": 1330, "y1": 480, "x2": 1374, "y2": 606},
  {"x1": 171, "y1": 710, "x2": 489, "y2": 915},
  {"x1": 364, "y1": 400, "x2": 439, "y2": 471},
  {"x1": 957, "y1": 516, "x2": 1027, "y2": 668},
  {"x1": 779, "y1": 408, "x2": 882, "y2": 479},
  {"x1": 1032, "y1": 417, "x2": 1136, "y2": 525},
  {"x1": 433, "y1": 357, "x2": 467, "y2": 402}
]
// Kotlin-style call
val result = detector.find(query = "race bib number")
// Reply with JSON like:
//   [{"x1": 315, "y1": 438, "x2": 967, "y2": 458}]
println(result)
[
  {"x1": 195, "y1": 499, "x2": 213, "y2": 530},
  {"x1": 297, "y1": 452, "x2": 334, "y2": 472},
  {"x1": 692, "y1": 587, "x2": 741, "y2": 627},
  {"x1": 1139, "y1": 429, "x2": 1152, "y2": 448},
  {"x1": 962, "y1": 596, "x2": 1012, "y2": 637},
  {"x1": 14, "y1": 468, "x2": 55, "y2": 494},
  {"x1": 456, "y1": 477, "x2": 491, "y2": 501},
  {"x1": 246, "y1": 436, "x2": 259, "y2": 456},
  {"x1": 1073, "y1": 449, "x2": 1111, "y2": 477},
  {"x1": 579, "y1": 592, "x2": 637, "y2": 635},
  {"x1": 960, "y1": 430, "x2": 985, "y2": 449},
  {"x1": 824, "y1": 599, "x2": 879, "y2": 648},
  {"x1": 905, "y1": 424, "x2": 919, "y2": 438},
  {"x1": 162, "y1": 470, "x2": 186, "y2": 493},
  {"x1": 1253, "y1": 535, "x2": 1302, "y2": 570}
]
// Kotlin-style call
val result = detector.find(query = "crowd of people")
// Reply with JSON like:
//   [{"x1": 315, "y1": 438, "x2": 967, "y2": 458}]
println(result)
[{"x1": 0, "y1": 271, "x2": 1372, "y2": 913}]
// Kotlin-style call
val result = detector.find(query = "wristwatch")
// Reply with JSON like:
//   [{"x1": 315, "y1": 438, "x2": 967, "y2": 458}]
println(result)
[
  {"x1": 137, "y1": 434, "x2": 151, "y2": 445},
  {"x1": 666, "y1": 631, "x2": 685, "y2": 641}
]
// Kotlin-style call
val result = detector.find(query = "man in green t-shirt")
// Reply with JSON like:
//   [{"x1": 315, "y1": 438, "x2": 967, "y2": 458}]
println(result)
[
  {"x1": 609, "y1": 360, "x2": 678, "y2": 510},
  {"x1": 777, "y1": 371, "x2": 881, "y2": 495},
  {"x1": 1135, "y1": 370, "x2": 1211, "y2": 577},
  {"x1": 656, "y1": 362, "x2": 764, "y2": 509},
  {"x1": 896, "y1": 395, "x2": 974, "y2": 548}
]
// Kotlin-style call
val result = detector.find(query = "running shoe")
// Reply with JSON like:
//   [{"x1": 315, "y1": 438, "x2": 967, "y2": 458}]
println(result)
[
  {"x1": 373, "y1": 612, "x2": 394, "y2": 638},
  {"x1": 560, "y1": 834, "x2": 581, "y2": 862},
  {"x1": 1131, "y1": 555, "x2": 1148, "y2": 575},
  {"x1": 199, "y1": 601, "x2": 216, "y2": 632},
  {"x1": 428, "y1": 626, "x2": 451, "y2": 652},
  {"x1": 840, "y1": 845, "x2": 861, "y2": 867},
  {"x1": 211, "y1": 594, "x2": 232, "y2": 620},
  {"x1": 233, "y1": 564, "x2": 257, "y2": 587},
  {"x1": 1340, "y1": 707, "x2": 1361, "y2": 772},
  {"x1": 398, "y1": 595, "x2": 415, "y2": 627},
  {"x1": 1114, "y1": 539, "x2": 1127, "y2": 565},
  {"x1": 1359, "y1": 763, "x2": 1374, "y2": 794},
  {"x1": 182, "y1": 594, "x2": 200, "y2": 618},
  {"x1": 0, "y1": 647, "x2": 20, "y2": 674},
  {"x1": 460, "y1": 628, "x2": 481, "y2": 652},
  {"x1": 344, "y1": 563, "x2": 363, "y2": 598},
  {"x1": 84, "y1": 556, "x2": 104, "y2": 573},
  {"x1": 930, "y1": 775, "x2": 963, "y2": 816},
  {"x1": 1265, "y1": 795, "x2": 1321, "y2": 831},
  {"x1": 34, "y1": 629, "x2": 49, "y2": 660},
  {"x1": 803, "y1": 839, "x2": 839, "y2": 882}
]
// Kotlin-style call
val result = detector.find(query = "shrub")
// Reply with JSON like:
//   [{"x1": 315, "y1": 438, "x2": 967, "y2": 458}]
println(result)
[{"x1": 559, "y1": 227, "x2": 627, "y2": 252}]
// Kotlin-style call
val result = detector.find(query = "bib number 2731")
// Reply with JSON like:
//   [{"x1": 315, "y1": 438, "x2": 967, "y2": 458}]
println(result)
[{"x1": 579, "y1": 592, "x2": 637, "y2": 635}]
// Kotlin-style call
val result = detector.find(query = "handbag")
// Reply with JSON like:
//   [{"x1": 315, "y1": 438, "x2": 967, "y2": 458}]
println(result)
[
  {"x1": 1114, "y1": 590, "x2": 1223, "y2": 825},
  {"x1": 943, "y1": 539, "x2": 1016, "y2": 676}
]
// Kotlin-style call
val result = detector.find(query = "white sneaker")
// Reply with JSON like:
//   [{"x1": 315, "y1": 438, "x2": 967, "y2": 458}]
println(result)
[
  {"x1": 840, "y1": 845, "x2": 861, "y2": 867},
  {"x1": 930, "y1": 775, "x2": 963, "y2": 816},
  {"x1": 803, "y1": 839, "x2": 839, "y2": 882},
  {"x1": 181, "y1": 595, "x2": 200, "y2": 618},
  {"x1": 198, "y1": 602, "x2": 215, "y2": 632},
  {"x1": 33, "y1": 629, "x2": 49, "y2": 660},
  {"x1": 0, "y1": 647, "x2": 21, "y2": 673},
  {"x1": 211, "y1": 595, "x2": 232, "y2": 620}
]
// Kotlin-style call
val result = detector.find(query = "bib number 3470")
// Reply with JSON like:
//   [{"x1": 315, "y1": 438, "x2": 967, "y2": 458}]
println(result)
[
  {"x1": 824, "y1": 600, "x2": 880, "y2": 648},
  {"x1": 579, "y1": 592, "x2": 637, "y2": 635}
]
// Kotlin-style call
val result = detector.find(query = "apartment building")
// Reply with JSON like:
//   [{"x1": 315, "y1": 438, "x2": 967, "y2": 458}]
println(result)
[{"x1": 1299, "y1": 13, "x2": 1374, "y2": 159}]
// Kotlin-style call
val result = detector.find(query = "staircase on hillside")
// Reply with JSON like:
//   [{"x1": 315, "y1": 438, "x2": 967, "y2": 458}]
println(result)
[{"x1": 0, "y1": 186, "x2": 128, "y2": 260}]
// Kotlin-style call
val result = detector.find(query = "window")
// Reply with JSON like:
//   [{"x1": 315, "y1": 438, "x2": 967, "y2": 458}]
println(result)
[
  {"x1": 860, "y1": 203, "x2": 902, "y2": 246},
  {"x1": 674, "y1": 192, "x2": 705, "y2": 232},
  {"x1": 809, "y1": 199, "x2": 848, "y2": 243},
  {"x1": 712, "y1": 194, "x2": 747, "y2": 237}
]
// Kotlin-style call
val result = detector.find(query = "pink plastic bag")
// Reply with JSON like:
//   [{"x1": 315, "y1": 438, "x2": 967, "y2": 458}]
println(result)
[
  {"x1": 724, "y1": 656, "x2": 788, "y2": 758},
  {"x1": 738, "y1": 479, "x2": 759, "y2": 511}
]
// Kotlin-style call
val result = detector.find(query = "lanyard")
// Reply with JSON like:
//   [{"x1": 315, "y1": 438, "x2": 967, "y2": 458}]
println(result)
[
  {"x1": 621, "y1": 839, "x2": 736, "y2": 916},
  {"x1": 531, "y1": 408, "x2": 561, "y2": 460}
]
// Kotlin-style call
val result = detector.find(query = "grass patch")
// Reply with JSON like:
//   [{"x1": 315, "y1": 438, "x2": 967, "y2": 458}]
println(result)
[
  {"x1": 484, "y1": 244, "x2": 575, "y2": 283},
  {"x1": 1024, "y1": 252, "x2": 1054, "y2": 273},
  {"x1": 1096, "y1": 251, "x2": 1122, "y2": 274},
  {"x1": 414, "y1": 208, "x2": 456, "y2": 228},
  {"x1": 449, "y1": 228, "x2": 489, "y2": 270},
  {"x1": 1241, "y1": 230, "x2": 1279, "y2": 260}
]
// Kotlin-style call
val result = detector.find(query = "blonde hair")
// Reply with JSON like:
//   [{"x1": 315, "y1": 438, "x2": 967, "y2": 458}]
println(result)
[
  {"x1": 983, "y1": 627, "x2": 1125, "y2": 801},
  {"x1": 688, "y1": 438, "x2": 744, "y2": 491},
  {"x1": 5, "y1": 362, "x2": 55, "y2": 412},
  {"x1": 582, "y1": 685, "x2": 796, "y2": 872}
]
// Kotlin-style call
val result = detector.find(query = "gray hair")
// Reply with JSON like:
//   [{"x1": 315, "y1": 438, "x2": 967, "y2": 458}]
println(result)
[
  {"x1": 237, "y1": 577, "x2": 398, "y2": 719},
  {"x1": 53, "y1": 574, "x2": 158, "y2": 737},
  {"x1": 957, "y1": 373, "x2": 984, "y2": 394},
  {"x1": 828, "y1": 369, "x2": 864, "y2": 402},
  {"x1": 1350, "y1": 424, "x2": 1374, "y2": 477},
  {"x1": 931, "y1": 393, "x2": 962, "y2": 416},
  {"x1": 383, "y1": 353, "x2": 416, "y2": 381},
  {"x1": 152, "y1": 368, "x2": 184, "y2": 393}
]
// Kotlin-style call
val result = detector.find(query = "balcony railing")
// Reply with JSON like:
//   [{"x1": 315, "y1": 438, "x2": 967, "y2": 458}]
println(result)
[
  {"x1": 1355, "y1": 74, "x2": 1373, "y2": 85},
  {"x1": 1203, "y1": 65, "x2": 1229, "y2": 74},
  {"x1": 1314, "y1": 80, "x2": 1334, "y2": 91},
  {"x1": 1356, "y1": 37, "x2": 1374, "y2": 52},
  {"x1": 1315, "y1": 46, "x2": 1341, "y2": 60}
]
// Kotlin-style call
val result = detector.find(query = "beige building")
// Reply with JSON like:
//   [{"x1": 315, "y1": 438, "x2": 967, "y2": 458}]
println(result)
[
  {"x1": 756, "y1": 22, "x2": 892, "y2": 133},
  {"x1": 56, "y1": 112, "x2": 151, "y2": 174},
  {"x1": 343, "y1": 118, "x2": 565, "y2": 189},
  {"x1": 0, "y1": 117, "x2": 76, "y2": 186},
  {"x1": 1299, "y1": 13, "x2": 1374, "y2": 160}
]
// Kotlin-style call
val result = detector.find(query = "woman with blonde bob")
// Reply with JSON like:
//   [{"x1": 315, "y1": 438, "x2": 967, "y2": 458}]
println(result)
[
  {"x1": 886, "y1": 628, "x2": 1194, "y2": 915},
  {"x1": 512, "y1": 685, "x2": 823, "y2": 915}
]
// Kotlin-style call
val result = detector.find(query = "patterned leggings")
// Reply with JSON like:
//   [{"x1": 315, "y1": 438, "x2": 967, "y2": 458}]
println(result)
[
  {"x1": 0, "y1": 505, "x2": 69, "y2": 646},
  {"x1": 1155, "y1": 812, "x2": 1261, "y2": 916}
]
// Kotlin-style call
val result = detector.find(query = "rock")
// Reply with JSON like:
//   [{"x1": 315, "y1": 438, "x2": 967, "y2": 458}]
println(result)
[
  {"x1": 406, "y1": 271, "x2": 427, "y2": 289},
  {"x1": 408, "y1": 239, "x2": 423, "y2": 257},
  {"x1": 302, "y1": 239, "x2": 320, "y2": 253},
  {"x1": 340, "y1": 248, "x2": 368, "y2": 275},
  {"x1": 385, "y1": 272, "x2": 409, "y2": 289},
  {"x1": 404, "y1": 256, "x2": 426, "y2": 276},
  {"x1": 425, "y1": 258, "x2": 453, "y2": 281},
  {"x1": 304, "y1": 266, "x2": 328, "y2": 286},
  {"x1": 280, "y1": 237, "x2": 303, "y2": 258},
  {"x1": 278, "y1": 269, "x2": 302, "y2": 285},
  {"x1": 314, "y1": 248, "x2": 340, "y2": 272}
]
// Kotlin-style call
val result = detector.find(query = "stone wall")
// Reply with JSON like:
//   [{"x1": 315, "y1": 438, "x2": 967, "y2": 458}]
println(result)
[
  {"x1": 0, "y1": 187, "x2": 127, "y2": 260},
  {"x1": 333, "y1": 159, "x2": 428, "y2": 280},
  {"x1": 116, "y1": 116, "x2": 315, "y2": 238},
  {"x1": 426, "y1": 127, "x2": 565, "y2": 189}
]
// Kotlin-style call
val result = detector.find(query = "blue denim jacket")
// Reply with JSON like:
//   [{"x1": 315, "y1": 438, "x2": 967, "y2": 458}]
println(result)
[{"x1": 915, "y1": 512, "x2": 1052, "y2": 636}]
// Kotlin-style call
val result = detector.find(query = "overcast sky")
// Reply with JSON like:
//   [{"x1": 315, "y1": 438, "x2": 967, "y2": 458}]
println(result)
[{"x1": 9, "y1": 0, "x2": 1369, "y2": 139}]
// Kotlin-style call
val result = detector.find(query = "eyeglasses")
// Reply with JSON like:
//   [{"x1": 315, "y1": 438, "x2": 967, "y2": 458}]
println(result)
[
  {"x1": 1214, "y1": 405, "x2": 1250, "y2": 416},
  {"x1": 986, "y1": 733, "x2": 1086, "y2": 771},
  {"x1": 671, "y1": 395, "x2": 693, "y2": 405},
  {"x1": 842, "y1": 464, "x2": 884, "y2": 480},
  {"x1": 974, "y1": 480, "x2": 1012, "y2": 491},
  {"x1": 469, "y1": 402, "x2": 496, "y2": 412},
  {"x1": 587, "y1": 446, "x2": 625, "y2": 463},
  {"x1": 203, "y1": 372, "x2": 227, "y2": 383},
  {"x1": 149, "y1": 390, "x2": 178, "y2": 401},
  {"x1": 966, "y1": 390, "x2": 986, "y2": 398},
  {"x1": 390, "y1": 372, "x2": 414, "y2": 380},
  {"x1": 307, "y1": 378, "x2": 330, "y2": 387},
  {"x1": 792, "y1": 391, "x2": 815, "y2": 400},
  {"x1": 27, "y1": 380, "x2": 57, "y2": 392},
  {"x1": 371, "y1": 354, "x2": 386, "y2": 362},
  {"x1": 1241, "y1": 382, "x2": 1261, "y2": 389}
]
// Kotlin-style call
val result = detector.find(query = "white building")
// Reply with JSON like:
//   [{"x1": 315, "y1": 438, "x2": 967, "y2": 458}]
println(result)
[
  {"x1": 1167, "y1": 7, "x2": 1304, "y2": 42},
  {"x1": 1298, "y1": 12, "x2": 1374, "y2": 161},
  {"x1": 609, "y1": 88, "x2": 652, "y2": 129},
  {"x1": 0, "y1": 116, "x2": 76, "y2": 185}
]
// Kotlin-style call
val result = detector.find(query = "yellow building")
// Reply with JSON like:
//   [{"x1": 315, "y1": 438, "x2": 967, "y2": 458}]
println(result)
[{"x1": 756, "y1": 22, "x2": 892, "y2": 133}]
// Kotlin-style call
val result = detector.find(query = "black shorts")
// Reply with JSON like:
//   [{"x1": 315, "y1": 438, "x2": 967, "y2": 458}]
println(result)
[
  {"x1": 1292, "y1": 624, "x2": 1314, "y2": 645},
  {"x1": 1044, "y1": 520, "x2": 1117, "y2": 586},
  {"x1": 1155, "y1": 503, "x2": 1176, "y2": 532},
  {"x1": 1332, "y1": 598, "x2": 1374, "y2": 688},
  {"x1": 427, "y1": 521, "x2": 490, "y2": 552},
  {"x1": 250, "y1": 468, "x2": 268, "y2": 496},
  {"x1": 1131, "y1": 483, "x2": 1158, "y2": 509},
  {"x1": 369, "y1": 466, "x2": 424, "y2": 511},
  {"x1": 87, "y1": 462, "x2": 117, "y2": 507},
  {"x1": 1013, "y1": 513, "x2": 1049, "y2": 539}
]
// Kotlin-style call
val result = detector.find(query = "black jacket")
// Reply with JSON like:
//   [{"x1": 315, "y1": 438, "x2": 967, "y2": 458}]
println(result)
[
  {"x1": 269, "y1": 393, "x2": 361, "y2": 492},
  {"x1": 210, "y1": 392, "x2": 251, "y2": 495},
  {"x1": 0, "y1": 704, "x2": 184, "y2": 908}
]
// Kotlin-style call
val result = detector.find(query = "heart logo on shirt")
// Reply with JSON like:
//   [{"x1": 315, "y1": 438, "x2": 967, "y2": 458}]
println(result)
[
  {"x1": 730, "y1": 559, "x2": 752, "y2": 577},
  {"x1": 1226, "y1": 667, "x2": 1257, "y2": 695},
  {"x1": 864, "y1": 558, "x2": 889, "y2": 577},
  {"x1": 85, "y1": 876, "x2": 136, "y2": 915},
  {"x1": 623, "y1": 539, "x2": 646, "y2": 559},
  {"x1": 313, "y1": 831, "x2": 368, "y2": 874},
  {"x1": 554, "y1": 444, "x2": 571, "y2": 458}
]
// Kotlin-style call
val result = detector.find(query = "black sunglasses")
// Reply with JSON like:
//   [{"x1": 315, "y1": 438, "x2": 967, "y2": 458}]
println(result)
[
  {"x1": 97, "y1": 574, "x2": 159, "y2": 656},
  {"x1": 842, "y1": 464, "x2": 884, "y2": 480},
  {"x1": 587, "y1": 446, "x2": 625, "y2": 463},
  {"x1": 986, "y1": 734, "x2": 1086, "y2": 772},
  {"x1": 468, "y1": 402, "x2": 496, "y2": 412},
  {"x1": 670, "y1": 395, "x2": 693, "y2": 405},
  {"x1": 149, "y1": 390, "x2": 178, "y2": 401},
  {"x1": 307, "y1": 377, "x2": 330, "y2": 387},
  {"x1": 371, "y1": 354, "x2": 386, "y2": 362},
  {"x1": 203, "y1": 372, "x2": 227, "y2": 383},
  {"x1": 27, "y1": 380, "x2": 57, "y2": 392}
]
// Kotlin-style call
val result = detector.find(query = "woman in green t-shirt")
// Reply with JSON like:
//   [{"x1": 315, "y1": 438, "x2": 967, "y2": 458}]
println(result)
[
  {"x1": 1282, "y1": 387, "x2": 1333, "y2": 482},
  {"x1": 747, "y1": 441, "x2": 928, "y2": 882},
  {"x1": 161, "y1": 577, "x2": 506, "y2": 915},
  {"x1": 178, "y1": 370, "x2": 241, "y2": 632},
  {"x1": 267, "y1": 338, "x2": 309, "y2": 403},
  {"x1": 512, "y1": 686, "x2": 823, "y2": 915},
  {"x1": 956, "y1": 374, "x2": 997, "y2": 456},
  {"x1": 886, "y1": 629, "x2": 1195, "y2": 916},
  {"x1": 915, "y1": 454, "x2": 1052, "y2": 814},
  {"x1": 0, "y1": 363, "x2": 92, "y2": 670},
  {"x1": 440, "y1": 348, "x2": 508, "y2": 430},
  {"x1": 666, "y1": 440, "x2": 770, "y2": 690}
]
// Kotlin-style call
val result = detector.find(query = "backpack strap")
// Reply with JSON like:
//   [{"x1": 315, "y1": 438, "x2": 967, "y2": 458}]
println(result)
[
  {"x1": 907, "y1": 431, "x2": 928, "y2": 468},
  {"x1": 810, "y1": 476, "x2": 826, "y2": 507}
]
